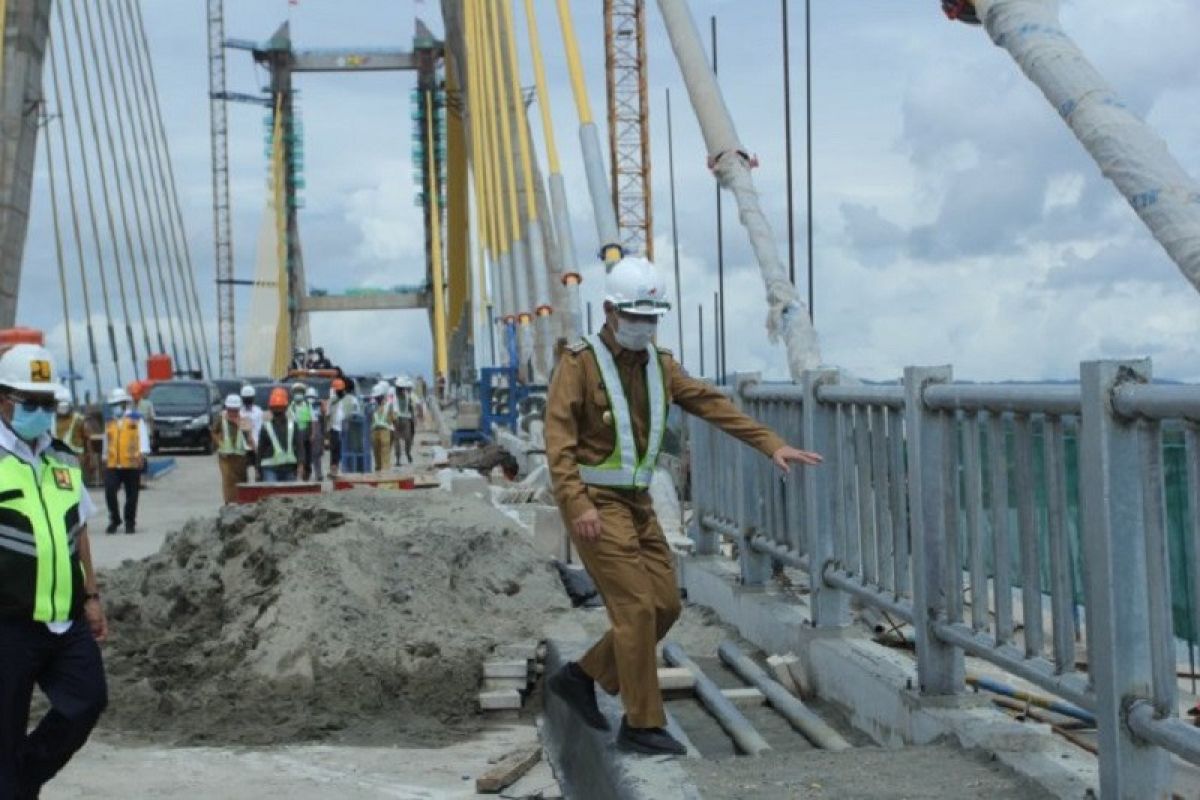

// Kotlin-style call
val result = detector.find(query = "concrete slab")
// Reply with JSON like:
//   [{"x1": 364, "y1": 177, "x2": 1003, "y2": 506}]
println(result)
[{"x1": 541, "y1": 640, "x2": 703, "y2": 800}]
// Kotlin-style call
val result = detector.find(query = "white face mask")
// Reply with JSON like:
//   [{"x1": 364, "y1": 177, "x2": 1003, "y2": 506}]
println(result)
[{"x1": 614, "y1": 317, "x2": 657, "y2": 351}]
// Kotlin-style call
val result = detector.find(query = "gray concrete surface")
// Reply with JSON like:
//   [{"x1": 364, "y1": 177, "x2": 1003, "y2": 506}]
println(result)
[
  {"x1": 542, "y1": 640, "x2": 702, "y2": 800},
  {"x1": 87, "y1": 452, "x2": 224, "y2": 569}
]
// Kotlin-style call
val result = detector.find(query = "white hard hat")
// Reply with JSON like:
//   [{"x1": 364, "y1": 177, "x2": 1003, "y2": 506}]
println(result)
[
  {"x1": 54, "y1": 385, "x2": 71, "y2": 404},
  {"x1": 305, "y1": 387, "x2": 318, "y2": 399},
  {"x1": 224, "y1": 394, "x2": 241, "y2": 410},
  {"x1": 0, "y1": 344, "x2": 58, "y2": 395},
  {"x1": 394, "y1": 375, "x2": 413, "y2": 389},
  {"x1": 372, "y1": 381, "x2": 387, "y2": 398},
  {"x1": 604, "y1": 256, "x2": 670, "y2": 316},
  {"x1": 108, "y1": 388, "x2": 131, "y2": 405},
  {"x1": 240, "y1": 385, "x2": 255, "y2": 399}
]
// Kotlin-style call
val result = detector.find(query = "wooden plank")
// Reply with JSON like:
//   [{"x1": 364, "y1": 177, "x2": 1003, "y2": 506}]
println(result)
[
  {"x1": 767, "y1": 654, "x2": 800, "y2": 694},
  {"x1": 657, "y1": 667, "x2": 696, "y2": 691},
  {"x1": 484, "y1": 660, "x2": 529, "y2": 679},
  {"x1": 721, "y1": 687, "x2": 766, "y2": 708},
  {"x1": 482, "y1": 677, "x2": 529, "y2": 692},
  {"x1": 476, "y1": 746, "x2": 542, "y2": 794},
  {"x1": 478, "y1": 689, "x2": 522, "y2": 711}
]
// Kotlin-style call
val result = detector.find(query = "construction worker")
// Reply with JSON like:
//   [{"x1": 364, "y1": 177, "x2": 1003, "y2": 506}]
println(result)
[
  {"x1": 391, "y1": 375, "x2": 416, "y2": 466},
  {"x1": 305, "y1": 386, "x2": 325, "y2": 481},
  {"x1": 258, "y1": 387, "x2": 298, "y2": 482},
  {"x1": 102, "y1": 387, "x2": 149, "y2": 534},
  {"x1": 369, "y1": 382, "x2": 393, "y2": 472},
  {"x1": 544, "y1": 256, "x2": 822, "y2": 756},
  {"x1": 328, "y1": 378, "x2": 359, "y2": 477},
  {"x1": 0, "y1": 343, "x2": 108, "y2": 798},
  {"x1": 287, "y1": 382, "x2": 313, "y2": 480},
  {"x1": 53, "y1": 385, "x2": 87, "y2": 455},
  {"x1": 290, "y1": 347, "x2": 307, "y2": 371},
  {"x1": 212, "y1": 394, "x2": 253, "y2": 504},
  {"x1": 311, "y1": 346, "x2": 332, "y2": 369},
  {"x1": 240, "y1": 385, "x2": 264, "y2": 482}
]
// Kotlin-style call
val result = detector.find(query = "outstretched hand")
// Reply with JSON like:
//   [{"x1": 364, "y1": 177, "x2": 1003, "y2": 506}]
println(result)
[{"x1": 771, "y1": 445, "x2": 823, "y2": 474}]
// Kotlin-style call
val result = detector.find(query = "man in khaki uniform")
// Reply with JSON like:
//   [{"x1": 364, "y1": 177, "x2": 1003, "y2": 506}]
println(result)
[
  {"x1": 545, "y1": 256, "x2": 821, "y2": 755},
  {"x1": 212, "y1": 394, "x2": 253, "y2": 504}
]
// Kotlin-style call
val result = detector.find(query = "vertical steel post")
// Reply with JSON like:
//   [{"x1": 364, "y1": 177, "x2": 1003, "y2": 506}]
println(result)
[
  {"x1": 803, "y1": 368, "x2": 847, "y2": 626},
  {"x1": 1078, "y1": 359, "x2": 1169, "y2": 795},
  {"x1": 904, "y1": 365, "x2": 964, "y2": 695},
  {"x1": 735, "y1": 373, "x2": 770, "y2": 587}
]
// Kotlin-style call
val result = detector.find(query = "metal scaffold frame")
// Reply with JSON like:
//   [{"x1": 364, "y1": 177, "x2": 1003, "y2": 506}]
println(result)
[
  {"x1": 207, "y1": 0, "x2": 235, "y2": 376},
  {"x1": 604, "y1": 0, "x2": 652, "y2": 260}
]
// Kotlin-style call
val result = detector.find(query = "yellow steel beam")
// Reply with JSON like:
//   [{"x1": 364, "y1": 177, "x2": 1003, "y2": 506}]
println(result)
[
  {"x1": 500, "y1": 0, "x2": 538, "y2": 225},
  {"x1": 270, "y1": 94, "x2": 289, "y2": 377},
  {"x1": 522, "y1": 0, "x2": 561, "y2": 175},
  {"x1": 555, "y1": 0, "x2": 593, "y2": 125},
  {"x1": 425, "y1": 90, "x2": 448, "y2": 380},
  {"x1": 470, "y1": 1, "x2": 510, "y2": 321},
  {"x1": 444, "y1": 52, "x2": 469, "y2": 343},
  {"x1": 463, "y1": 2, "x2": 492, "y2": 308}
]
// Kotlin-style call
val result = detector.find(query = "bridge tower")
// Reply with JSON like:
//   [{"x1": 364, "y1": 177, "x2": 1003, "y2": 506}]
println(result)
[{"x1": 604, "y1": 0, "x2": 652, "y2": 259}]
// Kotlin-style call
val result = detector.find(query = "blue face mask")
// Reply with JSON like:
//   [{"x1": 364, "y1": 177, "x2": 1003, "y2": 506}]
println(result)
[{"x1": 10, "y1": 406, "x2": 53, "y2": 442}]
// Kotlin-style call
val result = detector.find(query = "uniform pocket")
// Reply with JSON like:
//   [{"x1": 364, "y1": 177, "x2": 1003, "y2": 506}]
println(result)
[{"x1": 592, "y1": 389, "x2": 610, "y2": 409}]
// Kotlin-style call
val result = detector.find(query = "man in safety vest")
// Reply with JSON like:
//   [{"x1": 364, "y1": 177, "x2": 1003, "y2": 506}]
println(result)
[
  {"x1": 239, "y1": 385, "x2": 264, "y2": 482},
  {"x1": 545, "y1": 256, "x2": 822, "y2": 756},
  {"x1": 53, "y1": 385, "x2": 87, "y2": 455},
  {"x1": 391, "y1": 376, "x2": 417, "y2": 466},
  {"x1": 286, "y1": 382, "x2": 313, "y2": 480},
  {"x1": 102, "y1": 388, "x2": 149, "y2": 535},
  {"x1": 0, "y1": 344, "x2": 108, "y2": 798},
  {"x1": 368, "y1": 383, "x2": 393, "y2": 473},
  {"x1": 211, "y1": 394, "x2": 254, "y2": 504},
  {"x1": 257, "y1": 387, "x2": 298, "y2": 482}
]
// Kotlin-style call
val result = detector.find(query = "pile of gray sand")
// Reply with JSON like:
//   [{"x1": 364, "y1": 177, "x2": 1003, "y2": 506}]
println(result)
[{"x1": 99, "y1": 491, "x2": 572, "y2": 745}]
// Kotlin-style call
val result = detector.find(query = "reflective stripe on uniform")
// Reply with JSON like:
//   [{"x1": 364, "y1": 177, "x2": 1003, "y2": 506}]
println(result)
[
  {"x1": 261, "y1": 420, "x2": 297, "y2": 467},
  {"x1": 218, "y1": 417, "x2": 246, "y2": 455},
  {"x1": 372, "y1": 406, "x2": 391, "y2": 430},
  {"x1": 106, "y1": 417, "x2": 141, "y2": 468},
  {"x1": 576, "y1": 334, "x2": 668, "y2": 490},
  {"x1": 0, "y1": 452, "x2": 83, "y2": 622}
]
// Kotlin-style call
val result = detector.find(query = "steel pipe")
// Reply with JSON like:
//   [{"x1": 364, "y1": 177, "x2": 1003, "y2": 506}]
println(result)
[
  {"x1": 1112, "y1": 383, "x2": 1200, "y2": 421},
  {"x1": 741, "y1": 383, "x2": 806, "y2": 403},
  {"x1": 748, "y1": 534, "x2": 807, "y2": 571},
  {"x1": 1126, "y1": 701, "x2": 1200, "y2": 766},
  {"x1": 932, "y1": 620, "x2": 1094, "y2": 711},
  {"x1": 662, "y1": 642, "x2": 772, "y2": 756},
  {"x1": 817, "y1": 384, "x2": 905, "y2": 408},
  {"x1": 923, "y1": 384, "x2": 1081, "y2": 415},
  {"x1": 822, "y1": 566, "x2": 914, "y2": 623},
  {"x1": 718, "y1": 641, "x2": 851, "y2": 751}
]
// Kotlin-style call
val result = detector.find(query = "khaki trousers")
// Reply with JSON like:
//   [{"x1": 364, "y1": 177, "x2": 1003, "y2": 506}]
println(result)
[
  {"x1": 575, "y1": 487, "x2": 681, "y2": 729},
  {"x1": 218, "y1": 454, "x2": 247, "y2": 504},
  {"x1": 371, "y1": 428, "x2": 392, "y2": 472},
  {"x1": 393, "y1": 417, "x2": 414, "y2": 464}
]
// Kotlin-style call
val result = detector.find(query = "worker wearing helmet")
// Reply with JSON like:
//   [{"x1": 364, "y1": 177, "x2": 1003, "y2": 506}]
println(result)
[
  {"x1": 211, "y1": 394, "x2": 255, "y2": 504},
  {"x1": 127, "y1": 381, "x2": 155, "y2": 442},
  {"x1": 327, "y1": 377, "x2": 360, "y2": 477},
  {"x1": 103, "y1": 387, "x2": 149, "y2": 535},
  {"x1": 291, "y1": 347, "x2": 307, "y2": 372},
  {"x1": 369, "y1": 382, "x2": 393, "y2": 473},
  {"x1": 53, "y1": 385, "x2": 87, "y2": 455},
  {"x1": 304, "y1": 387, "x2": 325, "y2": 481},
  {"x1": 391, "y1": 376, "x2": 417, "y2": 466},
  {"x1": 0, "y1": 344, "x2": 109, "y2": 797},
  {"x1": 257, "y1": 387, "x2": 298, "y2": 482},
  {"x1": 287, "y1": 382, "x2": 313, "y2": 481},
  {"x1": 239, "y1": 385, "x2": 264, "y2": 481},
  {"x1": 545, "y1": 256, "x2": 822, "y2": 755}
]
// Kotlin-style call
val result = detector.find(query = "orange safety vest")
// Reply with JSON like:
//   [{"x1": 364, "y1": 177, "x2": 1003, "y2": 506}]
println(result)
[{"x1": 106, "y1": 417, "x2": 142, "y2": 469}]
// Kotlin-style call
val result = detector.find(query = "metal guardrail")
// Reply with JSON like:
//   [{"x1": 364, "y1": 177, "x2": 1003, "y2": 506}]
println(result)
[{"x1": 686, "y1": 360, "x2": 1200, "y2": 796}]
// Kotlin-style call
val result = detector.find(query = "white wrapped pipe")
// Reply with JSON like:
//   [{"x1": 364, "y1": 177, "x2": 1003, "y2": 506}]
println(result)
[
  {"x1": 580, "y1": 122, "x2": 622, "y2": 258},
  {"x1": 549, "y1": 173, "x2": 584, "y2": 339},
  {"x1": 974, "y1": 0, "x2": 1200, "y2": 293},
  {"x1": 655, "y1": 0, "x2": 821, "y2": 378}
]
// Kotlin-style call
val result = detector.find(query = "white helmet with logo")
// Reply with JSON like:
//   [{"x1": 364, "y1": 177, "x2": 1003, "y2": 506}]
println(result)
[
  {"x1": 394, "y1": 375, "x2": 413, "y2": 389},
  {"x1": 604, "y1": 256, "x2": 670, "y2": 316},
  {"x1": 0, "y1": 344, "x2": 58, "y2": 395},
  {"x1": 371, "y1": 381, "x2": 388, "y2": 398},
  {"x1": 223, "y1": 393, "x2": 241, "y2": 410},
  {"x1": 107, "y1": 387, "x2": 132, "y2": 406}
]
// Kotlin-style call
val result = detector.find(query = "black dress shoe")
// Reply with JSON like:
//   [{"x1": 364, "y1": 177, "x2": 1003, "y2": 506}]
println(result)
[
  {"x1": 617, "y1": 718, "x2": 687, "y2": 756},
  {"x1": 105, "y1": 520, "x2": 120, "y2": 534},
  {"x1": 124, "y1": 524, "x2": 136, "y2": 535},
  {"x1": 547, "y1": 662, "x2": 610, "y2": 731}
]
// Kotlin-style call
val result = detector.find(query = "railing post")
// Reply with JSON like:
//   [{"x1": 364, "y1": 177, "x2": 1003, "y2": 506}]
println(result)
[
  {"x1": 734, "y1": 372, "x2": 771, "y2": 587},
  {"x1": 1078, "y1": 359, "x2": 1170, "y2": 796},
  {"x1": 802, "y1": 368, "x2": 847, "y2": 627},
  {"x1": 686, "y1": 414, "x2": 720, "y2": 556},
  {"x1": 904, "y1": 365, "x2": 964, "y2": 695}
]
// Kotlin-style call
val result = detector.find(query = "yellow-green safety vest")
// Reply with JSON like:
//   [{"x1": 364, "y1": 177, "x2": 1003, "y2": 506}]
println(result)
[
  {"x1": 0, "y1": 447, "x2": 85, "y2": 623},
  {"x1": 372, "y1": 405, "x2": 392, "y2": 430},
  {"x1": 577, "y1": 333, "x2": 667, "y2": 490},
  {"x1": 218, "y1": 417, "x2": 247, "y2": 456}
]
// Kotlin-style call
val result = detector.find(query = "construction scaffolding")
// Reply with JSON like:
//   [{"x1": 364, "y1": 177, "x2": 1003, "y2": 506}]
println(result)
[{"x1": 604, "y1": 0, "x2": 652, "y2": 259}]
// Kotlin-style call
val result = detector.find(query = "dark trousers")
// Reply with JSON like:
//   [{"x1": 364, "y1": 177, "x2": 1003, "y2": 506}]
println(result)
[
  {"x1": 0, "y1": 618, "x2": 107, "y2": 800},
  {"x1": 329, "y1": 430, "x2": 342, "y2": 473},
  {"x1": 103, "y1": 468, "x2": 139, "y2": 528}
]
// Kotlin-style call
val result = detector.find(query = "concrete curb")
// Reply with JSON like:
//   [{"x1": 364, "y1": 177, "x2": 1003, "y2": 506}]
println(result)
[{"x1": 541, "y1": 640, "x2": 704, "y2": 800}]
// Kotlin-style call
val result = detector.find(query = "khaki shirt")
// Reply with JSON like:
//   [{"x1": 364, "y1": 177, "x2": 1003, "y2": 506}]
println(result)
[{"x1": 546, "y1": 325, "x2": 786, "y2": 523}]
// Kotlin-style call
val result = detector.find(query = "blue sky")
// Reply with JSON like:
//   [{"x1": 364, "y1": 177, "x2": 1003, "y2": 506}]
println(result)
[{"x1": 18, "y1": 0, "x2": 1200, "y2": 388}]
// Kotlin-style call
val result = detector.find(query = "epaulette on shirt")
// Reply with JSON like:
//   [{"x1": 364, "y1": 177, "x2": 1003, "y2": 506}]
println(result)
[{"x1": 566, "y1": 340, "x2": 589, "y2": 354}]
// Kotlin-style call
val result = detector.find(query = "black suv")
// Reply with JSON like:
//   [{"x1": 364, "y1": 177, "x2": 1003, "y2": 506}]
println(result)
[{"x1": 147, "y1": 380, "x2": 217, "y2": 453}]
